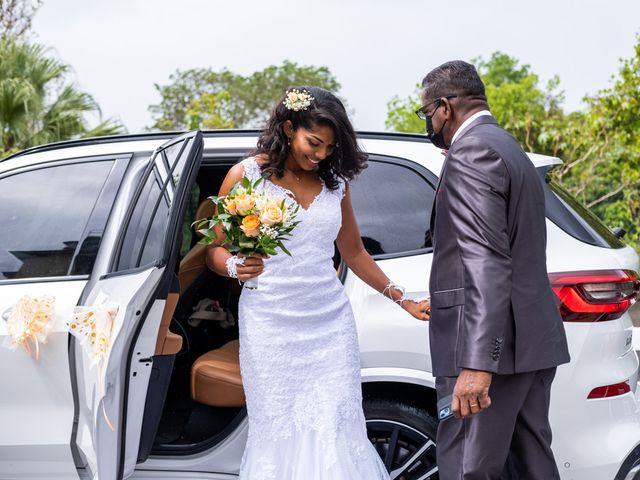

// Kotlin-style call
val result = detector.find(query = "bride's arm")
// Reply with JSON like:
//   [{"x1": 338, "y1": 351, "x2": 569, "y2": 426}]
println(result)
[
  {"x1": 205, "y1": 163, "x2": 265, "y2": 281},
  {"x1": 336, "y1": 186, "x2": 430, "y2": 321}
]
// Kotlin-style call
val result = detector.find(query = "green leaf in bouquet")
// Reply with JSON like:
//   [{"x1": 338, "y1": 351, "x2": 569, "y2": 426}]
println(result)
[
  {"x1": 207, "y1": 195, "x2": 221, "y2": 205},
  {"x1": 263, "y1": 247, "x2": 278, "y2": 256},
  {"x1": 198, "y1": 228, "x2": 217, "y2": 239},
  {"x1": 239, "y1": 234, "x2": 257, "y2": 250},
  {"x1": 197, "y1": 237, "x2": 213, "y2": 245},
  {"x1": 252, "y1": 177, "x2": 264, "y2": 189},
  {"x1": 217, "y1": 213, "x2": 231, "y2": 221},
  {"x1": 242, "y1": 176, "x2": 251, "y2": 191},
  {"x1": 228, "y1": 183, "x2": 240, "y2": 196},
  {"x1": 192, "y1": 218, "x2": 207, "y2": 229},
  {"x1": 277, "y1": 241, "x2": 292, "y2": 256}
]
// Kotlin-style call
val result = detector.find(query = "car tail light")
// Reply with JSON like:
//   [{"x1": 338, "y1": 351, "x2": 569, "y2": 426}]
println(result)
[
  {"x1": 548, "y1": 269, "x2": 640, "y2": 322},
  {"x1": 587, "y1": 380, "x2": 631, "y2": 399}
]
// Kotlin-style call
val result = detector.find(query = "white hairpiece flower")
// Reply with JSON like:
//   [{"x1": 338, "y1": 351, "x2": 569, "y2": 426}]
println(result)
[{"x1": 283, "y1": 88, "x2": 314, "y2": 111}]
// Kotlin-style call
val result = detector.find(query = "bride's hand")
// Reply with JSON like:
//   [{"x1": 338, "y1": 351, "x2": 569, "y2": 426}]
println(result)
[
  {"x1": 403, "y1": 298, "x2": 431, "y2": 321},
  {"x1": 236, "y1": 253, "x2": 268, "y2": 282}
]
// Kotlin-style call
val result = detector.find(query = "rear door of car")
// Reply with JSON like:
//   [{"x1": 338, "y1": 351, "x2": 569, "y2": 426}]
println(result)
[
  {"x1": 346, "y1": 154, "x2": 436, "y2": 374},
  {"x1": 0, "y1": 153, "x2": 128, "y2": 478},
  {"x1": 70, "y1": 131, "x2": 203, "y2": 480}
]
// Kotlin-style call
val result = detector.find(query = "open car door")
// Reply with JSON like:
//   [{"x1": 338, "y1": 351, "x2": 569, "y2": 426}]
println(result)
[{"x1": 70, "y1": 131, "x2": 203, "y2": 480}]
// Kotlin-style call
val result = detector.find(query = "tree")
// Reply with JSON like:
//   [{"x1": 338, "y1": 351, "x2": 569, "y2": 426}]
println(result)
[
  {"x1": 149, "y1": 61, "x2": 342, "y2": 130},
  {"x1": 384, "y1": 47, "x2": 640, "y2": 252},
  {"x1": 384, "y1": 84, "x2": 424, "y2": 133},
  {"x1": 0, "y1": 38, "x2": 124, "y2": 158},
  {"x1": 553, "y1": 35, "x2": 640, "y2": 250},
  {"x1": 384, "y1": 52, "x2": 566, "y2": 156},
  {"x1": 475, "y1": 53, "x2": 565, "y2": 155},
  {"x1": 0, "y1": 0, "x2": 41, "y2": 39}
]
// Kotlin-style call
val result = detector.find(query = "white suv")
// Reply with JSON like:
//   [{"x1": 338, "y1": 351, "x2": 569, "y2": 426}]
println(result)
[{"x1": 1, "y1": 130, "x2": 639, "y2": 480}]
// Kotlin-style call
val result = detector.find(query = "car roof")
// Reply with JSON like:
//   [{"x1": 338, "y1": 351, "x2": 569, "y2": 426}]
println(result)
[{"x1": 0, "y1": 130, "x2": 563, "y2": 174}]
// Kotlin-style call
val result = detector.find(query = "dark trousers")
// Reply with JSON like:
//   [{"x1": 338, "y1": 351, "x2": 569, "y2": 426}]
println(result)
[{"x1": 435, "y1": 368, "x2": 561, "y2": 480}]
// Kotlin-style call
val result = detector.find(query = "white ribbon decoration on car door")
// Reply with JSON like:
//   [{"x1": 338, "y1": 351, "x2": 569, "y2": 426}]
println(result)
[{"x1": 67, "y1": 303, "x2": 118, "y2": 430}]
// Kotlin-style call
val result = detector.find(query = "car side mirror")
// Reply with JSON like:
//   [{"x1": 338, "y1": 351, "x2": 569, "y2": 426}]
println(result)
[{"x1": 612, "y1": 227, "x2": 626, "y2": 239}]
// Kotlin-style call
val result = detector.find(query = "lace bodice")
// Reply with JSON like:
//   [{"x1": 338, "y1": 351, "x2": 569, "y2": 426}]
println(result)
[{"x1": 239, "y1": 157, "x2": 345, "y2": 292}]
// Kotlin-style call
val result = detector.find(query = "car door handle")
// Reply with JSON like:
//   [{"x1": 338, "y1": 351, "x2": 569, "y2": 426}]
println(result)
[{"x1": 2, "y1": 308, "x2": 11, "y2": 322}]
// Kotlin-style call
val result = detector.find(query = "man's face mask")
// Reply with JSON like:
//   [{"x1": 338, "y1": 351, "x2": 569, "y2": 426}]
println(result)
[
  {"x1": 426, "y1": 107, "x2": 449, "y2": 150},
  {"x1": 416, "y1": 95, "x2": 457, "y2": 150}
]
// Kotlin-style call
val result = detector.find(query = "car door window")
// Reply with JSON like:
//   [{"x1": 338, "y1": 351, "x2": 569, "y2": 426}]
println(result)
[
  {"x1": 350, "y1": 157, "x2": 436, "y2": 257},
  {"x1": 0, "y1": 160, "x2": 114, "y2": 280},
  {"x1": 116, "y1": 134, "x2": 199, "y2": 271}
]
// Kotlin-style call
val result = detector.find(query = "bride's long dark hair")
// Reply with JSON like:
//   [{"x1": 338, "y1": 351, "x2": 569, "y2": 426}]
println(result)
[{"x1": 253, "y1": 86, "x2": 368, "y2": 190}]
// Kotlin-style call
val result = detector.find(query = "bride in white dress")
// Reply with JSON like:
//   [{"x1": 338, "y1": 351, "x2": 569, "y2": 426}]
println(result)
[{"x1": 207, "y1": 86, "x2": 430, "y2": 479}]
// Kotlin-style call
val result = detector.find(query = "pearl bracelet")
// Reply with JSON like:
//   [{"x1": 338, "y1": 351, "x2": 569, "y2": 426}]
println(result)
[{"x1": 225, "y1": 255, "x2": 245, "y2": 279}]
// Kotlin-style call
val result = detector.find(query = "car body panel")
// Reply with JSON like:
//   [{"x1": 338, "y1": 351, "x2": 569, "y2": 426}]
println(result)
[
  {"x1": 0, "y1": 279, "x2": 85, "y2": 479},
  {"x1": 73, "y1": 266, "x2": 163, "y2": 479}
]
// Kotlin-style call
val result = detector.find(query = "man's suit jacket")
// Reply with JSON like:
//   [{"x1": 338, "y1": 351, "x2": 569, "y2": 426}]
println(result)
[{"x1": 429, "y1": 115, "x2": 570, "y2": 377}]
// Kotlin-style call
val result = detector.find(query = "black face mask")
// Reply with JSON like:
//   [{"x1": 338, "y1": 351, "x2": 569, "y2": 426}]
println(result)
[{"x1": 426, "y1": 115, "x2": 449, "y2": 150}]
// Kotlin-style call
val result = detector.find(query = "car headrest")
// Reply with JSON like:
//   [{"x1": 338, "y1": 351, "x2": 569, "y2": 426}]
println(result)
[{"x1": 194, "y1": 199, "x2": 216, "y2": 238}]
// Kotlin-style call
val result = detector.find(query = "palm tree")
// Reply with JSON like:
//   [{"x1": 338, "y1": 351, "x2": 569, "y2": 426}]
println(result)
[{"x1": 0, "y1": 37, "x2": 125, "y2": 157}]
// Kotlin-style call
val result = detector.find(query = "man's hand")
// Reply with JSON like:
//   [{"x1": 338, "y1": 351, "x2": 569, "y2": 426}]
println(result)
[{"x1": 452, "y1": 368, "x2": 492, "y2": 418}]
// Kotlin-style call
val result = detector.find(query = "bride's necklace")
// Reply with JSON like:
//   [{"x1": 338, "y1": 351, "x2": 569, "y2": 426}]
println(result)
[{"x1": 285, "y1": 167, "x2": 304, "y2": 182}]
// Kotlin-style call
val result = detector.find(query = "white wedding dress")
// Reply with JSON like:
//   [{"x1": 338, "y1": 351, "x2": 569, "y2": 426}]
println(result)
[{"x1": 237, "y1": 157, "x2": 389, "y2": 480}]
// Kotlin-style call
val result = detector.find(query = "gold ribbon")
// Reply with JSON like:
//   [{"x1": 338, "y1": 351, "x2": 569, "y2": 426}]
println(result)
[
  {"x1": 6, "y1": 296, "x2": 55, "y2": 360},
  {"x1": 68, "y1": 304, "x2": 118, "y2": 431}
]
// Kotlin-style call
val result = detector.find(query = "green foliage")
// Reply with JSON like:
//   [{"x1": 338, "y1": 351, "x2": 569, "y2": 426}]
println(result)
[
  {"x1": 553, "y1": 35, "x2": 640, "y2": 251},
  {"x1": 384, "y1": 44, "x2": 640, "y2": 253},
  {"x1": 474, "y1": 52, "x2": 565, "y2": 154},
  {"x1": 149, "y1": 60, "x2": 342, "y2": 131},
  {"x1": 384, "y1": 84, "x2": 424, "y2": 133},
  {"x1": 0, "y1": 37, "x2": 124, "y2": 159}
]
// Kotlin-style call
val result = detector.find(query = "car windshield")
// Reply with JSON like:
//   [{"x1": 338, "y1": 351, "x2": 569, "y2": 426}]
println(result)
[{"x1": 538, "y1": 167, "x2": 625, "y2": 249}]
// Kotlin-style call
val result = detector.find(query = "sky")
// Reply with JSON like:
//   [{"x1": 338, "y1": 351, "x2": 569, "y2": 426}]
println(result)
[{"x1": 31, "y1": 0, "x2": 640, "y2": 134}]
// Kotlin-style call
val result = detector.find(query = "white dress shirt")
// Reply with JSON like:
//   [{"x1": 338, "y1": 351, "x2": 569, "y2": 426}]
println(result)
[{"x1": 451, "y1": 110, "x2": 492, "y2": 146}]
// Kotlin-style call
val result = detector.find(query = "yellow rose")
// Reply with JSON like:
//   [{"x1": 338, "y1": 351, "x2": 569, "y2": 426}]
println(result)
[
  {"x1": 234, "y1": 194, "x2": 256, "y2": 215},
  {"x1": 241, "y1": 214, "x2": 261, "y2": 237},
  {"x1": 224, "y1": 198, "x2": 237, "y2": 215},
  {"x1": 260, "y1": 201, "x2": 284, "y2": 226}
]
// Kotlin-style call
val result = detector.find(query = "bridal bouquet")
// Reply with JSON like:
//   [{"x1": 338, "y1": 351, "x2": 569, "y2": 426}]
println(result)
[{"x1": 193, "y1": 176, "x2": 299, "y2": 287}]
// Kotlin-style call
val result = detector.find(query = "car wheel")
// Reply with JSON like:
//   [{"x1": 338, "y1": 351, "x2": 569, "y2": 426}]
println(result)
[{"x1": 365, "y1": 398, "x2": 439, "y2": 480}]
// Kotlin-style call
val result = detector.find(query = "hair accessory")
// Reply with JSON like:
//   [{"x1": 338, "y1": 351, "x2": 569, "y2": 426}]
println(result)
[{"x1": 283, "y1": 88, "x2": 315, "y2": 111}]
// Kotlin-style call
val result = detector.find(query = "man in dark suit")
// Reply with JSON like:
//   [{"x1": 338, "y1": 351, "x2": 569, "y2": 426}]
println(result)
[{"x1": 419, "y1": 60, "x2": 571, "y2": 479}]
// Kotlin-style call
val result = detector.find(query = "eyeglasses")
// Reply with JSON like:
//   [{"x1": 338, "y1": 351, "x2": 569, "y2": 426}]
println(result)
[{"x1": 415, "y1": 95, "x2": 458, "y2": 121}]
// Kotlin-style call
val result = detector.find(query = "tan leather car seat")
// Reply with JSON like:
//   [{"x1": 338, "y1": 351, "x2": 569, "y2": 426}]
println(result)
[
  {"x1": 154, "y1": 289, "x2": 183, "y2": 355},
  {"x1": 154, "y1": 276, "x2": 183, "y2": 356},
  {"x1": 179, "y1": 199, "x2": 216, "y2": 294},
  {"x1": 191, "y1": 340, "x2": 245, "y2": 407}
]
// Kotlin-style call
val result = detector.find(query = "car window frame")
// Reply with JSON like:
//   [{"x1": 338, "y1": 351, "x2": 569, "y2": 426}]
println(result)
[{"x1": 110, "y1": 132, "x2": 203, "y2": 275}]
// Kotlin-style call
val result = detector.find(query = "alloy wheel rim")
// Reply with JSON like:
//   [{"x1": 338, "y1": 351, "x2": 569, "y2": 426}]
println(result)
[{"x1": 367, "y1": 419, "x2": 439, "y2": 480}]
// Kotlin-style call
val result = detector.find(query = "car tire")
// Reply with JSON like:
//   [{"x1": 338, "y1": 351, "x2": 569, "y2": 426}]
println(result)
[{"x1": 364, "y1": 398, "x2": 439, "y2": 480}]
